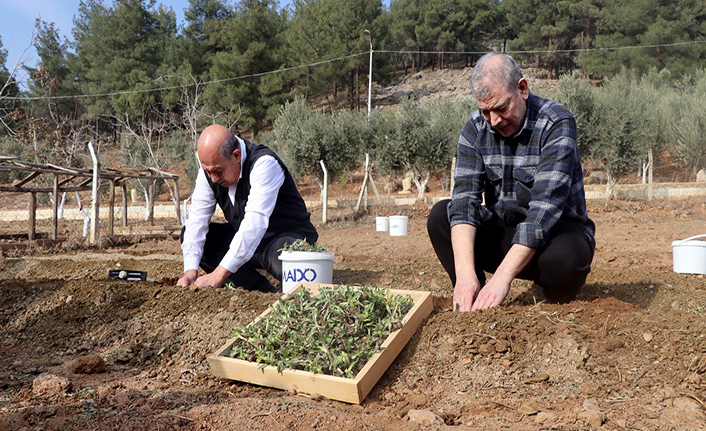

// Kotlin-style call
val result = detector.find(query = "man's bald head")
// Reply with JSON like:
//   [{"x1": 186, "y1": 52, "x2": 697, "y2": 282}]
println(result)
[
  {"x1": 197, "y1": 125, "x2": 242, "y2": 188},
  {"x1": 198, "y1": 125, "x2": 238, "y2": 161}
]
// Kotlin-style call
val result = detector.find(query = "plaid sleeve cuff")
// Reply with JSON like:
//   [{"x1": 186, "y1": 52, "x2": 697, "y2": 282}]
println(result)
[
  {"x1": 448, "y1": 197, "x2": 493, "y2": 227},
  {"x1": 513, "y1": 221, "x2": 547, "y2": 248}
]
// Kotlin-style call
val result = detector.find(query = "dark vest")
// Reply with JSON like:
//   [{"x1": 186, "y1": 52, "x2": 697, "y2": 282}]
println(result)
[{"x1": 204, "y1": 139, "x2": 315, "y2": 252}]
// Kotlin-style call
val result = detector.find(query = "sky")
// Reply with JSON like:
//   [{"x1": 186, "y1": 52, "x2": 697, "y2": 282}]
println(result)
[{"x1": 0, "y1": 0, "x2": 192, "y2": 75}]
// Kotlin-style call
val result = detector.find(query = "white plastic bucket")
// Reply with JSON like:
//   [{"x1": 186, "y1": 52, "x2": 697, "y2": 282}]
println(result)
[
  {"x1": 389, "y1": 215, "x2": 408, "y2": 236},
  {"x1": 672, "y1": 234, "x2": 706, "y2": 275},
  {"x1": 375, "y1": 216, "x2": 389, "y2": 232},
  {"x1": 279, "y1": 251, "x2": 335, "y2": 293}
]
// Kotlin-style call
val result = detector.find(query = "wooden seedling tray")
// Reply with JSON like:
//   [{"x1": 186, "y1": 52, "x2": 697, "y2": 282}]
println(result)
[{"x1": 208, "y1": 282, "x2": 433, "y2": 404}]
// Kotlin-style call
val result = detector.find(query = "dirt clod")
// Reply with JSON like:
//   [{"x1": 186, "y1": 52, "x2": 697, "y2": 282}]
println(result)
[{"x1": 70, "y1": 354, "x2": 106, "y2": 374}]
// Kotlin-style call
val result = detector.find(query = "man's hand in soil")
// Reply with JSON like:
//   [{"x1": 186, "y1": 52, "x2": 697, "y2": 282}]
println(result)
[
  {"x1": 192, "y1": 266, "x2": 231, "y2": 288},
  {"x1": 177, "y1": 267, "x2": 230, "y2": 288},
  {"x1": 471, "y1": 275, "x2": 512, "y2": 310},
  {"x1": 176, "y1": 269, "x2": 198, "y2": 287},
  {"x1": 453, "y1": 277, "x2": 481, "y2": 312}
]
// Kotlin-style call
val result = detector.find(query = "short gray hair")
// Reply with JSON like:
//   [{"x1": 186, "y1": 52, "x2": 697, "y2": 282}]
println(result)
[
  {"x1": 470, "y1": 53, "x2": 524, "y2": 99},
  {"x1": 219, "y1": 133, "x2": 239, "y2": 160}
]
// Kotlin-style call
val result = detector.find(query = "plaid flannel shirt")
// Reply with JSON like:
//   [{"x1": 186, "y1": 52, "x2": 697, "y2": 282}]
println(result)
[{"x1": 448, "y1": 92, "x2": 595, "y2": 249}]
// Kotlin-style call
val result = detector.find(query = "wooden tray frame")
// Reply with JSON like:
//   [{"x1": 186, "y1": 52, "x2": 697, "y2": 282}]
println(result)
[{"x1": 208, "y1": 282, "x2": 433, "y2": 404}]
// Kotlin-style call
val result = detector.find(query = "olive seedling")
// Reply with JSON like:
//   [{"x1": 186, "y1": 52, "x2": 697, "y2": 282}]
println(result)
[{"x1": 228, "y1": 284, "x2": 414, "y2": 378}]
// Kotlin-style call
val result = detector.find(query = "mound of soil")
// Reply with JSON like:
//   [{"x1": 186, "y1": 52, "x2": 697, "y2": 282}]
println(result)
[{"x1": 1, "y1": 197, "x2": 706, "y2": 430}]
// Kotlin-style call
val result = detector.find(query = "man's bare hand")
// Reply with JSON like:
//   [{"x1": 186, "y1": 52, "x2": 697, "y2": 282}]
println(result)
[
  {"x1": 453, "y1": 277, "x2": 482, "y2": 312},
  {"x1": 471, "y1": 275, "x2": 512, "y2": 310},
  {"x1": 176, "y1": 270, "x2": 198, "y2": 287},
  {"x1": 192, "y1": 265, "x2": 232, "y2": 289}
]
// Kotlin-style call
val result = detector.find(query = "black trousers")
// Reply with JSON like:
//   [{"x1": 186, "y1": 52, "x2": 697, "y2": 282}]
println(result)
[
  {"x1": 427, "y1": 199, "x2": 594, "y2": 303},
  {"x1": 181, "y1": 222, "x2": 318, "y2": 292}
]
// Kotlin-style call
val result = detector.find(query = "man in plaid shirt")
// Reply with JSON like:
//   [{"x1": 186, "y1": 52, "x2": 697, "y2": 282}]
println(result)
[{"x1": 427, "y1": 53, "x2": 595, "y2": 312}]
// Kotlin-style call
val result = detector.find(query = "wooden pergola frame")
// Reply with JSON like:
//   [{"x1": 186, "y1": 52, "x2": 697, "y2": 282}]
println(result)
[{"x1": 0, "y1": 156, "x2": 181, "y2": 241}]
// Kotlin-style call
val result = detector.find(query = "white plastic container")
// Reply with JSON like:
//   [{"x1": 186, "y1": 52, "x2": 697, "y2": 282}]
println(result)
[
  {"x1": 388, "y1": 215, "x2": 408, "y2": 236},
  {"x1": 279, "y1": 251, "x2": 335, "y2": 293},
  {"x1": 375, "y1": 216, "x2": 389, "y2": 231},
  {"x1": 672, "y1": 234, "x2": 706, "y2": 275}
]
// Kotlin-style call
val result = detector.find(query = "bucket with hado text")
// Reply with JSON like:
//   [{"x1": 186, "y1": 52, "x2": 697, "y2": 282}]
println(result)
[{"x1": 279, "y1": 251, "x2": 335, "y2": 293}]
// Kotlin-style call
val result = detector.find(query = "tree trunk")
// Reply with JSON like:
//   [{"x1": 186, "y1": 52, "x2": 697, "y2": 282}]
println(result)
[{"x1": 605, "y1": 171, "x2": 617, "y2": 200}]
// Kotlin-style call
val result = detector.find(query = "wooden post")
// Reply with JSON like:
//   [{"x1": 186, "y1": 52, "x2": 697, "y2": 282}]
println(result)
[
  {"x1": 52, "y1": 174, "x2": 59, "y2": 240},
  {"x1": 88, "y1": 142, "x2": 100, "y2": 244},
  {"x1": 173, "y1": 178, "x2": 182, "y2": 224},
  {"x1": 28, "y1": 192, "x2": 37, "y2": 241},
  {"x1": 647, "y1": 148, "x2": 654, "y2": 202},
  {"x1": 108, "y1": 179, "x2": 116, "y2": 236},
  {"x1": 355, "y1": 154, "x2": 371, "y2": 211},
  {"x1": 149, "y1": 179, "x2": 156, "y2": 226},
  {"x1": 121, "y1": 183, "x2": 128, "y2": 227},
  {"x1": 320, "y1": 160, "x2": 328, "y2": 224}
]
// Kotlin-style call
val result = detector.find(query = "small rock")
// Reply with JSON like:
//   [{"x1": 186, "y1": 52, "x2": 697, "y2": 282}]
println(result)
[
  {"x1": 685, "y1": 372, "x2": 702, "y2": 385},
  {"x1": 115, "y1": 347, "x2": 134, "y2": 363},
  {"x1": 518, "y1": 402, "x2": 541, "y2": 416},
  {"x1": 96, "y1": 385, "x2": 113, "y2": 399},
  {"x1": 479, "y1": 343, "x2": 494, "y2": 355},
  {"x1": 407, "y1": 409, "x2": 443, "y2": 425},
  {"x1": 407, "y1": 393, "x2": 431, "y2": 408},
  {"x1": 523, "y1": 373, "x2": 550, "y2": 384},
  {"x1": 77, "y1": 341, "x2": 94, "y2": 352},
  {"x1": 578, "y1": 410, "x2": 606, "y2": 428},
  {"x1": 70, "y1": 355, "x2": 106, "y2": 374},
  {"x1": 162, "y1": 326, "x2": 178, "y2": 341},
  {"x1": 535, "y1": 411, "x2": 556, "y2": 424},
  {"x1": 111, "y1": 391, "x2": 131, "y2": 408},
  {"x1": 643, "y1": 332, "x2": 654, "y2": 342},
  {"x1": 32, "y1": 373, "x2": 73, "y2": 397},
  {"x1": 32, "y1": 405, "x2": 57, "y2": 419},
  {"x1": 582, "y1": 398, "x2": 602, "y2": 412}
]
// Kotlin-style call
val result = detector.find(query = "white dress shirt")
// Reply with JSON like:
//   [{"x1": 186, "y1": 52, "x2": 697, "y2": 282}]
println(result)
[{"x1": 181, "y1": 139, "x2": 285, "y2": 274}]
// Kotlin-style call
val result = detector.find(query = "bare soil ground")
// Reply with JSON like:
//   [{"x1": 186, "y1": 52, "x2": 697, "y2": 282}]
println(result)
[{"x1": 2, "y1": 189, "x2": 706, "y2": 431}]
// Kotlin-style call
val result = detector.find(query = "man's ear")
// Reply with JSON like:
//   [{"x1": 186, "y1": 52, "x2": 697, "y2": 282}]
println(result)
[
  {"x1": 231, "y1": 148, "x2": 241, "y2": 162},
  {"x1": 517, "y1": 78, "x2": 529, "y2": 100}
]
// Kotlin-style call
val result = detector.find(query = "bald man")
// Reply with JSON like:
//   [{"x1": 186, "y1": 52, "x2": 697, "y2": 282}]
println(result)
[{"x1": 177, "y1": 125, "x2": 318, "y2": 292}]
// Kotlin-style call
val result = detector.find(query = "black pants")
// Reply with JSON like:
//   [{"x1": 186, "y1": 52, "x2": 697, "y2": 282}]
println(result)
[
  {"x1": 427, "y1": 199, "x2": 594, "y2": 303},
  {"x1": 181, "y1": 222, "x2": 318, "y2": 292}
]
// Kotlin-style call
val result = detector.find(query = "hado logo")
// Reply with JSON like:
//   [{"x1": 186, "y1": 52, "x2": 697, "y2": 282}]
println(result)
[{"x1": 283, "y1": 267, "x2": 318, "y2": 284}]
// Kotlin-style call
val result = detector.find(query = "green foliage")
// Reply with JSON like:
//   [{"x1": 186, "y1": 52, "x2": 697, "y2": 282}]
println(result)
[
  {"x1": 71, "y1": 0, "x2": 178, "y2": 121},
  {"x1": 273, "y1": 97, "x2": 365, "y2": 182},
  {"x1": 278, "y1": 239, "x2": 327, "y2": 252},
  {"x1": 374, "y1": 97, "x2": 472, "y2": 177},
  {"x1": 668, "y1": 71, "x2": 706, "y2": 175},
  {"x1": 228, "y1": 284, "x2": 414, "y2": 378},
  {"x1": 161, "y1": 133, "x2": 200, "y2": 185},
  {"x1": 552, "y1": 72, "x2": 601, "y2": 157}
]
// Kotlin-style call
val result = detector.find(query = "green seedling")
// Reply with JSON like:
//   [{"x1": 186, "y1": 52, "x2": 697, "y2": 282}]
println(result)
[
  {"x1": 278, "y1": 239, "x2": 327, "y2": 253},
  {"x1": 228, "y1": 284, "x2": 414, "y2": 378}
]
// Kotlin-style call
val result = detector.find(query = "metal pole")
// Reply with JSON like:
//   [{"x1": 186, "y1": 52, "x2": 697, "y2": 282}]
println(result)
[{"x1": 364, "y1": 30, "x2": 373, "y2": 117}]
